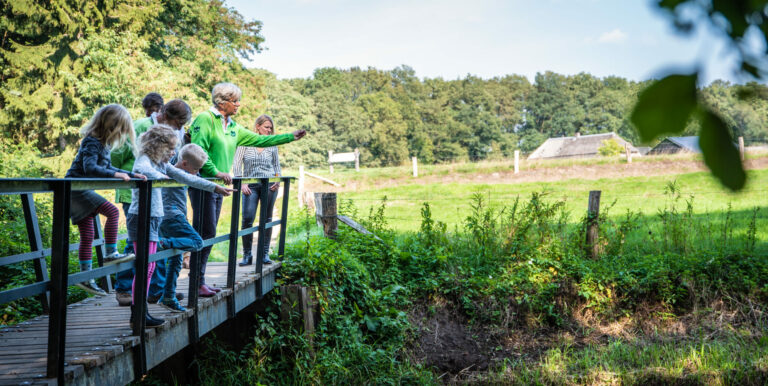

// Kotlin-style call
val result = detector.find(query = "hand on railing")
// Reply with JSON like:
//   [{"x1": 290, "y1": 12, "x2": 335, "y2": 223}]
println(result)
[
  {"x1": 215, "y1": 185, "x2": 236, "y2": 196},
  {"x1": 215, "y1": 172, "x2": 233, "y2": 185},
  {"x1": 241, "y1": 184, "x2": 251, "y2": 196}
]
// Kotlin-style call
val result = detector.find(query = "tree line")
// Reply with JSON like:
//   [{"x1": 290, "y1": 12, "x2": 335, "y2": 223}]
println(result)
[{"x1": 2, "y1": 0, "x2": 768, "y2": 171}]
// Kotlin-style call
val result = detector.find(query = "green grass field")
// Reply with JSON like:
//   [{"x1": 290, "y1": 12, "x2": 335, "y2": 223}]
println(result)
[{"x1": 203, "y1": 164, "x2": 768, "y2": 261}]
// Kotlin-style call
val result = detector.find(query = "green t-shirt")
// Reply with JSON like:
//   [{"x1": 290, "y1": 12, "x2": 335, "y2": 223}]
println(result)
[
  {"x1": 189, "y1": 109, "x2": 294, "y2": 178},
  {"x1": 111, "y1": 116, "x2": 154, "y2": 204}
]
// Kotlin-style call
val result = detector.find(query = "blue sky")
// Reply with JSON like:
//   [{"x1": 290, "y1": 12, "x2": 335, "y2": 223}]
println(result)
[{"x1": 227, "y1": 0, "x2": 742, "y2": 84}]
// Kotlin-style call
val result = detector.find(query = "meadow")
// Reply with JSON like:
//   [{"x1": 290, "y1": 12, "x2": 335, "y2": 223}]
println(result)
[{"x1": 187, "y1": 155, "x2": 768, "y2": 384}]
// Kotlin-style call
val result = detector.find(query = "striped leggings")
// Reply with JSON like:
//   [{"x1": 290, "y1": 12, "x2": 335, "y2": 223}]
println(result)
[
  {"x1": 131, "y1": 242, "x2": 157, "y2": 304},
  {"x1": 75, "y1": 202, "x2": 119, "y2": 262}
]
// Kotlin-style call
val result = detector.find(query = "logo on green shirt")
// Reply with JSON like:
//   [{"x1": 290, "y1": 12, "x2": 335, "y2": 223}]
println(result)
[{"x1": 229, "y1": 131, "x2": 236, "y2": 137}]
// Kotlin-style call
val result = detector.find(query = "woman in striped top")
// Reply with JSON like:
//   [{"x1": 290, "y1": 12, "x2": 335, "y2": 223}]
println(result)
[{"x1": 233, "y1": 115, "x2": 281, "y2": 266}]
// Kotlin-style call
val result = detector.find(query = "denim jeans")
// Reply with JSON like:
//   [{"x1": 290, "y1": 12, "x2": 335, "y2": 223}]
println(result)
[
  {"x1": 158, "y1": 212, "x2": 203, "y2": 300},
  {"x1": 241, "y1": 183, "x2": 277, "y2": 262},
  {"x1": 115, "y1": 203, "x2": 165, "y2": 296},
  {"x1": 188, "y1": 188, "x2": 223, "y2": 286}
]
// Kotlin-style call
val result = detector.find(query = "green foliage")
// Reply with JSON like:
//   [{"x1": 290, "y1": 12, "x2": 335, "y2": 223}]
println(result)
[
  {"x1": 630, "y1": 0, "x2": 768, "y2": 191},
  {"x1": 631, "y1": 72, "x2": 746, "y2": 190},
  {"x1": 597, "y1": 138, "x2": 624, "y2": 156}
]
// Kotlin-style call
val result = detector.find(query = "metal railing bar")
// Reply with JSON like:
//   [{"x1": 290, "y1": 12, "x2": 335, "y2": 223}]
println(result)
[
  {"x1": 235, "y1": 219, "x2": 281, "y2": 238},
  {"x1": 0, "y1": 176, "x2": 295, "y2": 195},
  {"x1": 0, "y1": 234, "x2": 129, "y2": 268},
  {"x1": 200, "y1": 234, "x2": 229, "y2": 248},
  {"x1": 0, "y1": 282, "x2": 49, "y2": 305},
  {"x1": 0, "y1": 250, "x2": 46, "y2": 266}
]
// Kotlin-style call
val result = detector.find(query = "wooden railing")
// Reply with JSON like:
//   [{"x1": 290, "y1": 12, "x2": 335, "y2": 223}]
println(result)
[{"x1": 0, "y1": 176, "x2": 293, "y2": 384}]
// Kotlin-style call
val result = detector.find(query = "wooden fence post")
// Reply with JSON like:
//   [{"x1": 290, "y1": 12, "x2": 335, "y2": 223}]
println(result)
[
  {"x1": 298, "y1": 165, "x2": 305, "y2": 208},
  {"x1": 314, "y1": 192, "x2": 337, "y2": 239},
  {"x1": 280, "y1": 285, "x2": 317, "y2": 354},
  {"x1": 354, "y1": 148, "x2": 360, "y2": 172},
  {"x1": 739, "y1": 136, "x2": 745, "y2": 161},
  {"x1": 412, "y1": 156, "x2": 418, "y2": 177},
  {"x1": 586, "y1": 190, "x2": 601, "y2": 259},
  {"x1": 625, "y1": 144, "x2": 632, "y2": 164},
  {"x1": 514, "y1": 150, "x2": 519, "y2": 174},
  {"x1": 328, "y1": 151, "x2": 334, "y2": 174}
]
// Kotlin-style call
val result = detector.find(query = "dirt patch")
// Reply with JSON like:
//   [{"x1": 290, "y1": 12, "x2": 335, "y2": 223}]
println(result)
[
  {"x1": 408, "y1": 295, "x2": 767, "y2": 383},
  {"x1": 408, "y1": 301, "x2": 511, "y2": 375}
]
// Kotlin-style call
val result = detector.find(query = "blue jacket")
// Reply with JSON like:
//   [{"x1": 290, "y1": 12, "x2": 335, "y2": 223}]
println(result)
[{"x1": 66, "y1": 136, "x2": 133, "y2": 178}]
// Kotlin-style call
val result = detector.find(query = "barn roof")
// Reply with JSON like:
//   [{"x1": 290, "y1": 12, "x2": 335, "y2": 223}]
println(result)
[
  {"x1": 663, "y1": 136, "x2": 701, "y2": 153},
  {"x1": 528, "y1": 132, "x2": 638, "y2": 159}
]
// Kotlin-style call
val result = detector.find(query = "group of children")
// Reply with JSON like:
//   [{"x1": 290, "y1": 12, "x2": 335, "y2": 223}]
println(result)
[{"x1": 66, "y1": 100, "x2": 233, "y2": 328}]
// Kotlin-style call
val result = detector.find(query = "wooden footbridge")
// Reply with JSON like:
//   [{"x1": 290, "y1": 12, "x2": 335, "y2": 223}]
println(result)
[{"x1": 0, "y1": 177, "x2": 292, "y2": 385}]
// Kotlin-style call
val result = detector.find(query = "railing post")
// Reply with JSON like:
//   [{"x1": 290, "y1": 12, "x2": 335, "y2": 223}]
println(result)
[
  {"x1": 226, "y1": 179, "x2": 242, "y2": 318},
  {"x1": 278, "y1": 178, "x2": 291, "y2": 258},
  {"x1": 188, "y1": 188, "x2": 204, "y2": 344},
  {"x1": 21, "y1": 193, "x2": 50, "y2": 314},
  {"x1": 132, "y1": 180, "x2": 152, "y2": 377},
  {"x1": 254, "y1": 178, "x2": 270, "y2": 299},
  {"x1": 47, "y1": 180, "x2": 70, "y2": 383}
]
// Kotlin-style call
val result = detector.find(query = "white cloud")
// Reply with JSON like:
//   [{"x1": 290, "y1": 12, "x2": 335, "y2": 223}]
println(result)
[{"x1": 598, "y1": 28, "x2": 627, "y2": 43}]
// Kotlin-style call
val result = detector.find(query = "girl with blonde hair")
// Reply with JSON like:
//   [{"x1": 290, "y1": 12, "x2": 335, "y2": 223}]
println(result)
[
  {"x1": 127, "y1": 124, "x2": 234, "y2": 327},
  {"x1": 64, "y1": 104, "x2": 147, "y2": 296}
]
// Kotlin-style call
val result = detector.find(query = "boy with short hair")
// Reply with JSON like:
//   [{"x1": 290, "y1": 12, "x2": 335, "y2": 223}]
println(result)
[{"x1": 158, "y1": 143, "x2": 233, "y2": 312}]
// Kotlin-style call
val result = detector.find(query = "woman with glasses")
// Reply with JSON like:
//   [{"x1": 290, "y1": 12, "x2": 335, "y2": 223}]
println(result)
[
  {"x1": 188, "y1": 82, "x2": 306, "y2": 297},
  {"x1": 232, "y1": 115, "x2": 281, "y2": 267}
]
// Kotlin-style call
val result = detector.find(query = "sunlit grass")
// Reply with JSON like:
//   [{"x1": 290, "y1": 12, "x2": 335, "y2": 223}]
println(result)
[{"x1": 489, "y1": 336, "x2": 768, "y2": 385}]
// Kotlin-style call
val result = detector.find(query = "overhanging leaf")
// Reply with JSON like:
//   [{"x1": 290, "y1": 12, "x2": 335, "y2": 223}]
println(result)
[
  {"x1": 630, "y1": 73, "x2": 698, "y2": 143},
  {"x1": 698, "y1": 108, "x2": 746, "y2": 191}
]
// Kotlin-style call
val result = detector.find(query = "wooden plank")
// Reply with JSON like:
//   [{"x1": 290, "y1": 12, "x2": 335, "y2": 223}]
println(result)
[
  {"x1": 0, "y1": 262, "x2": 279, "y2": 384},
  {"x1": 304, "y1": 172, "x2": 340, "y2": 187},
  {"x1": 337, "y1": 215, "x2": 382, "y2": 241}
]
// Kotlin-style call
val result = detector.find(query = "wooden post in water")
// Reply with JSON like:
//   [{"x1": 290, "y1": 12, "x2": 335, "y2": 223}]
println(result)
[
  {"x1": 328, "y1": 151, "x2": 334, "y2": 174},
  {"x1": 514, "y1": 150, "x2": 520, "y2": 174},
  {"x1": 314, "y1": 192, "x2": 337, "y2": 239},
  {"x1": 625, "y1": 144, "x2": 632, "y2": 164},
  {"x1": 739, "y1": 136, "x2": 745, "y2": 161},
  {"x1": 412, "y1": 157, "x2": 418, "y2": 177},
  {"x1": 298, "y1": 165, "x2": 305, "y2": 208},
  {"x1": 586, "y1": 191, "x2": 601, "y2": 259}
]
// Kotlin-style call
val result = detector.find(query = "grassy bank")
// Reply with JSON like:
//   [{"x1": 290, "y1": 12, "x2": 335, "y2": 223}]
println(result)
[{"x1": 191, "y1": 184, "x2": 768, "y2": 384}]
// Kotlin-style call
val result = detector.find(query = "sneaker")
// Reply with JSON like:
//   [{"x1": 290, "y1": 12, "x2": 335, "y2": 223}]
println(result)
[
  {"x1": 199, "y1": 285, "x2": 215, "y2": 297},
  {"x1": 103, "y1": 251, "x2": 135, "y2": 265},
  {"x1": 76, "y1": 279, "x2": 107, "y2": 296},
  {"x1": 116, "y1": 291, "x2": 132, "y2": 307},
  {"x1": 160, "y1": 297, "x2": 186, "y2": 313},
  {"x1": 147, "y1": 294, "x2": 161, "y2": 304},
  {"x1": 262, "y1": 258, "x2": 273, "y2": 265}
]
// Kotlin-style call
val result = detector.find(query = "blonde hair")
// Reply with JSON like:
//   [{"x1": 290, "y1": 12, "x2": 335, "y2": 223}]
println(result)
[
  {"x1": 137, "y1": 124, "x2": 178, "y2": 163},
  {"x1": 178, "y1": 143, "x2": 208, "y2": 166},
  {"x1": 254, "y1": 114, "x2": 274, "y2": 134},
  {"x1": 80, "y1": 104, "x2": 135, "y2": 149}
]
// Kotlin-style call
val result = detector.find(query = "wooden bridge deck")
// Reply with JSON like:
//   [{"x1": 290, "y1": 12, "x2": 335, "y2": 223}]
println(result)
[{"x1": 0, "y1": 262, "x2": 281, "y2": 386}]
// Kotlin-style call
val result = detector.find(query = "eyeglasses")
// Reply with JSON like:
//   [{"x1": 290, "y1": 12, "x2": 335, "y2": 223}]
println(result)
[{"x1": 226, "y1": 99, "x2": 241, "y2": 105}]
